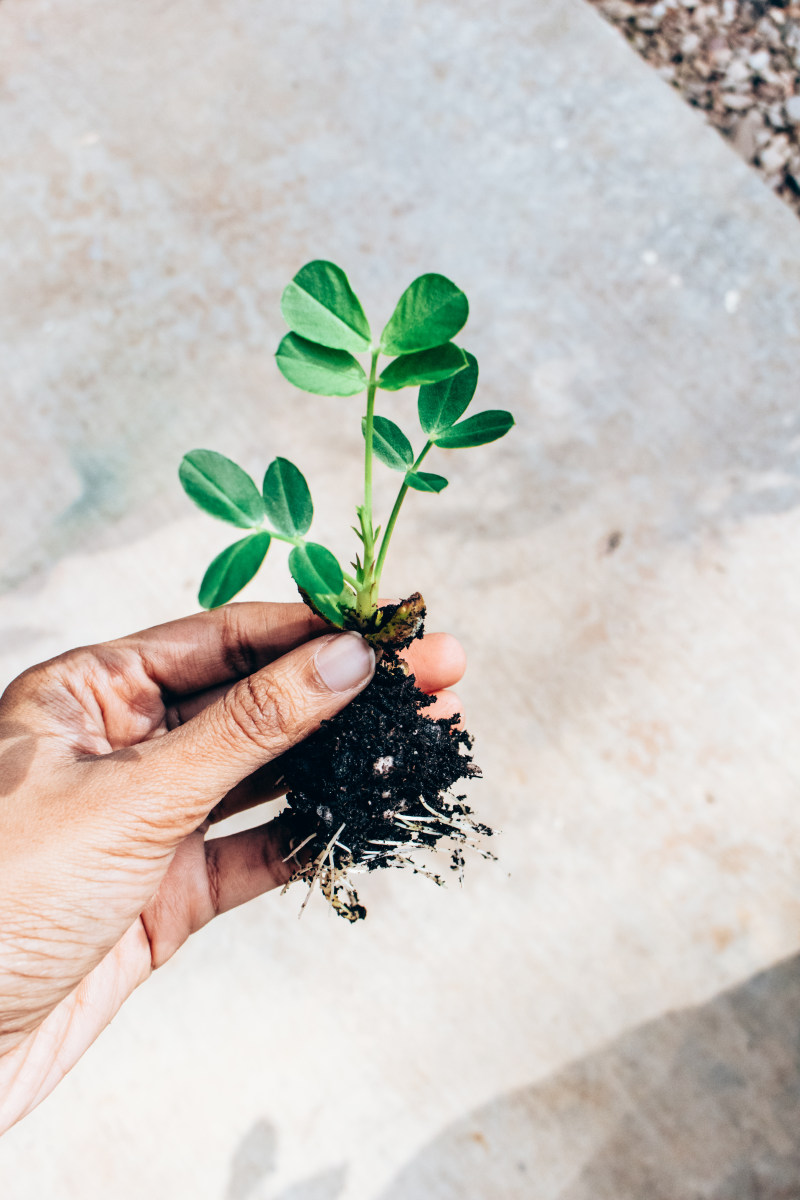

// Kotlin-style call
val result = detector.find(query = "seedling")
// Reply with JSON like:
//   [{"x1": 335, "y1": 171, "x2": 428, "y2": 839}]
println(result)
[{"x1": 179, "y1": 261, "x2": 514, "y2": 919}]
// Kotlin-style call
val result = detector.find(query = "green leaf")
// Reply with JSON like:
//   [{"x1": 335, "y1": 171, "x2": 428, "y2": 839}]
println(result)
[
  {"x1": 288, "y1": 542, "x2": 344, "y2": 597},
  {"x1": 276, "y1": 333, "x2": 367, "y2": 396},
  {"x1": 301, "y1": 590, "x2": 345, "y2": 628},
  {"x1": 262, "y1": 457, "x2": 313, "y2": 537},
  {"x1": 198, "y1": 532, "x2": 271, "y2": 608},
  {"x1": 280, "y1": 261, "x2": 371, "y2": 354},
  {"x1": 363, "y1": 415, "x2": 413, "y2": 471},
  {"x1": 378, "y1": 343, "x2": 467, "y2": 392},
  {"x1": 380, "y1": 273, "x2": 469, "y2": 355},
  {"x1": 179, "y1": 450, "x2": 265, "y2": 528},
  {"x1": 406, "y1": 470, "x2": 449, "y2": 493},
  {"x1": 418, "y1": 351, "x2": 479, "y2": 437},
  {"x1": 433, "y1": 410, "x2": 515, "y2": 449}
]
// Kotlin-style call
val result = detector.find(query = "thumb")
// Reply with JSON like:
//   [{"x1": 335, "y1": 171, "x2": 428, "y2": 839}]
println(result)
[{"x1": 131, "y1": 631, "x2": 375, "y2": 837}]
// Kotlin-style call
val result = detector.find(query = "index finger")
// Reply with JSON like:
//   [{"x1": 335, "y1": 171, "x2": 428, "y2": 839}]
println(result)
[
  {"x1": 110, "y1": 602, "x2": 325, "y2": 696},
  {"x1": 401, "y1": 632, "x2": 466, "y2": 693}
]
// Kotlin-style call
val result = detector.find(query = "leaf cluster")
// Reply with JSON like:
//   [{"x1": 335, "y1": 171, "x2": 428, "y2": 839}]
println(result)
[
  {"x1": 179, "y1": 450, "x2": 344, "y2": 616},
  {"x1": 276, "y1": 262, "x2": 471, "y2": 395},
  {"x1": 180, "y1": 261, "x2": 514, "y2": 625}
]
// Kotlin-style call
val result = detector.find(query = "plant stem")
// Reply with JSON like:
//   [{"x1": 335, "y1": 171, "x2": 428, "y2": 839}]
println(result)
[
  {"x1": 357, "y1": 349, "x2": 381, "y2": 617},
  {"x1": 267, "y1": 530, "x2": 300, "y2": 546},
  {"x1": 373, "y1": 441, "x2": 433, "y2": 589}
]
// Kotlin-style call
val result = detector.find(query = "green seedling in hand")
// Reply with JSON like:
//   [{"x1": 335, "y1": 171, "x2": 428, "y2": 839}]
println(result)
[{"x1": 179, "y1": 262, "x2": 514, "y2": 920}]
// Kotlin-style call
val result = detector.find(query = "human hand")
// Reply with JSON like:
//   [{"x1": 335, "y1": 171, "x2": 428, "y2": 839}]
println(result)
[{"x1": 0, "y1": 602, "x2": 466, "y2": 1133}]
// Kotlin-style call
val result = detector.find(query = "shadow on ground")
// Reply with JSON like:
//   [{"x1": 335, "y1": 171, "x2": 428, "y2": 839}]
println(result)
[
  {"x1": 223, "y1": 1117, "x2": 347, "y2": 1200},
  {"x1": 376, "y1": 954, "x2": 800, "y2": 1200}
]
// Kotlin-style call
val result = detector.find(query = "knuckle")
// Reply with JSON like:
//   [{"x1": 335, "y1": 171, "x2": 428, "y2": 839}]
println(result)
[
  {"x1": 204, "y1": 840, "x2": 223, "y2": 917},
  {"x1": 140, "y1": 900, "x2": 169, "y2": 969},
  {"x1": 224, "y1": 673, "x2": 300, "y2": 753},
  {"x1": 164, "y1": 702, "x2": 182, "y2": 731},
  {"x1": 164, "y1": 698, "x2": 190, "y2": 731},
  {"x1": 218, "y1": 605, "x2": 260, "y2": 680}
]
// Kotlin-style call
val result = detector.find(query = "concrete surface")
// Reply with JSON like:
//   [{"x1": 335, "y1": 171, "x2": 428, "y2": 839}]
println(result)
[{"x1": 2, "y1": 0, "x2": 800, "y2": 1196}]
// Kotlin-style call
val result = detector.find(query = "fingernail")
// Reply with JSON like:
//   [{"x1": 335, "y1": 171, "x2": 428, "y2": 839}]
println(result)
[{"x1": 315, "y1": 632, "x2": 375, "y2": 693}]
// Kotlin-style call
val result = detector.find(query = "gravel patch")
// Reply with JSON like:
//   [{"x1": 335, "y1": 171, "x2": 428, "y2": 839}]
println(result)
[{"x1": 587, "y1": 0, "x2": 800, "y2": 216}]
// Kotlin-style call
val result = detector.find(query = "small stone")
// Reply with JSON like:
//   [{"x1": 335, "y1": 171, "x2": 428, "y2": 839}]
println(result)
[
  {"x1": 724, "y1": 59, "x2": 752, "y2": 85},
  {"x1": 681, "y1": 31, "x2": 701, "y2": 54},
  {"x1": 722, "y1": 93, "x2": 754, "y2": 110},
  {"x1": 711, "y1": 44, "x2": 733, "y2": 68},
  {"x1": 748, "y1": 49, "x2": 771, "y2": 72},
  {"x1": 784, "y1": 94, "x2": 800, "y2": 122},
  {"x1": 757, "y1": 82, "x2": 782, "y2": 104},
  {"x1": 601, "y1": 0, "x2": 636, "y2": 18},
  {"x1": 760, "y1": 133, "x2": 792, "y2": 171},
  {"x1": 732, "y1": 109, "x2": 765, "y2": 161},
  {"x1": 756, "y1": 18, "x2": 783, "y2": 48}
]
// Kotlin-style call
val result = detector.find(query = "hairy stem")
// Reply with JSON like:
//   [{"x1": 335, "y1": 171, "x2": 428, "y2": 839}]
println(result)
[
  {"x1": 373, "y1": 441, "x2": 433, "y2": 590},
  {"x1": 357, "y1": 349, "x2": 381, "y2": 617}
]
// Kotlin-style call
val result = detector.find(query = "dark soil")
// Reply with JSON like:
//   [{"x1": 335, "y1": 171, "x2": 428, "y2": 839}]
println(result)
[{"x1": 279, "y1": 647, "x2": 492, "y2": 921}]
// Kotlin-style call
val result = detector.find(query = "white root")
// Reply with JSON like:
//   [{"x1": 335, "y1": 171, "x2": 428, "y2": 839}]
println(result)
[
  {"x1": 298, "y1": 871, "x2": 319, "y2": 916},
  {"x1": 282, "y1": 831, "x2": 316, "y2": 863},
  {"x1": 287, "y1": 792, "x2": 492, "y2": 918},
  {"x1": 321, "y1": 823, "x2": 346, "y2": 862},
  {"x1": 295, "y1": 823, "x2": 348, "y2": 918}
]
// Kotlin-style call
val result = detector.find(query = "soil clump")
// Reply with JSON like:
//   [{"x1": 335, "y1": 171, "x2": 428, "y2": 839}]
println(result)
[{"x1": 279, "y1": 626, "x2": 492, "y2": 921}]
